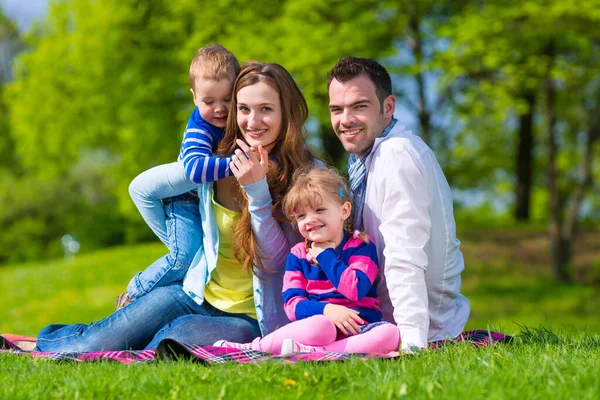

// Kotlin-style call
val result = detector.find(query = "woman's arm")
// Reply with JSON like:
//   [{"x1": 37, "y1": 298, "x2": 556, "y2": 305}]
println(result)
[
  {"x1": 242, "y1": 178, "x2": 293, "y2": 272},
  {"x1": 231, "y1": 139, "x2": 292, "y2": 272}
]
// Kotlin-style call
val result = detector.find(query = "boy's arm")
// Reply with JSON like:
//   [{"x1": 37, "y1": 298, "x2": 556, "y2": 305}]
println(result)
[
  {"x1": 180, "y1": 110, "x2": 233, "y2": 183},
  {"x1": 315, "y1": 240, "x2": 379, "y2": 301},
  {"x1": 282, "y1": 251, "x2": 327, "y2": 321}
]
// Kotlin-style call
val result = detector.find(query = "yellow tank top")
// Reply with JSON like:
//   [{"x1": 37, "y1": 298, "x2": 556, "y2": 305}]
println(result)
[{"x1": 204, "y1": 193, "x2": 256, "y2": 319}]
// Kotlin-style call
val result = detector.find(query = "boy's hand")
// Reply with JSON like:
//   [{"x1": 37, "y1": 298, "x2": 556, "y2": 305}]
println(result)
[
  {"x1": 231, "y1": 139, "x2": 268, "y2": 186},
  {"x1": 116, "y1": 292, "x2": 132, "y2": 310},
  {"x1": 309, "y1": 241, "x2": 336, "y2": 258},
  {"x1": 323, "y1": 304, "x2": 364, "y2": 336}
]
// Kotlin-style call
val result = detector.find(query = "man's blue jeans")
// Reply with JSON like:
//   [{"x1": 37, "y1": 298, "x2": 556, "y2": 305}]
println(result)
[
  {"x1": 126, "y1": 193, "x2": 202, "y2": 301},
  {"x1": 35, "y1": 285, "x2": 260, "y2": 352}
]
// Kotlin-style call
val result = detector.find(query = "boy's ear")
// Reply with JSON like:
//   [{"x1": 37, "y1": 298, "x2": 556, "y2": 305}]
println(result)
[
  {"x1": 190, "y1": 88, "x2": 198, "y2": 105},
  {"x1": 341, "y1": 201, "x2": 352, "y2": 220}
]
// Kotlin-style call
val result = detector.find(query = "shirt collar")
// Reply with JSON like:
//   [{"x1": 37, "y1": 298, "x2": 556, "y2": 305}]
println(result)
[{"x1": 349, "y1": 117, "x2": 398, "y2": 165}]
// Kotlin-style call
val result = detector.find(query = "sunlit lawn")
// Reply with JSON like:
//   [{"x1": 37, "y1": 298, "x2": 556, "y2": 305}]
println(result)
[{"x1": 0, "y1": 226, "x2": 599, "y2": 399}]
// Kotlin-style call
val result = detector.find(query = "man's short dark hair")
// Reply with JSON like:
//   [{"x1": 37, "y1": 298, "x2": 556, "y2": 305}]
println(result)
[{"x1": 327, "y1": 57, "x2": 392, "y2": 106}]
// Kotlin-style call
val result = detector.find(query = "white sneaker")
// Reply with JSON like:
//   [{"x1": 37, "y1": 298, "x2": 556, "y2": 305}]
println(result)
[
  {"x1": 212, "y1": 340, "x2": 252, "y2": 350},
  {"x1": 280, "y1": 338, "x2": 317, "y2": 354}
]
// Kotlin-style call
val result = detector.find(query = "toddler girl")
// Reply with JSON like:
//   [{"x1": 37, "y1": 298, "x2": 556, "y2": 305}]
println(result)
[{"x1": 214, "y1": 168, "x2": 399, "y2": 354}]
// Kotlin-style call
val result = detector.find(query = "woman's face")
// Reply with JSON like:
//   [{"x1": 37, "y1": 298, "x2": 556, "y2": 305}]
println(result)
[{"x1": 236, "y1": 81, "x2": 283, "y2": 150}]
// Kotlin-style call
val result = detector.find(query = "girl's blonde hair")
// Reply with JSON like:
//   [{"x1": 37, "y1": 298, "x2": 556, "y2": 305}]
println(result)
[
  {"x1": 283, "y1": 167, "x2": 370, "y2": 250},
  {"x1": 216, "y1": 61, "x2": 315, "y2": 274}
]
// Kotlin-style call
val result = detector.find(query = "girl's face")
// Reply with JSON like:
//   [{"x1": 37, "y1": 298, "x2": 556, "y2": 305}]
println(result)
[
  {"x1": 236, "y1": 81, "x2": 282, "y2": 150},
  {"x1": 293, "y1": 194, "x2": 352, "y2": 247}
]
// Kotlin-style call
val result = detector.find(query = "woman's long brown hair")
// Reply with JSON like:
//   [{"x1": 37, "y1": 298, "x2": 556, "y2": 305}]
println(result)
[{"x1": 217, "y1": 61, "x2": 315, "y2": 274}]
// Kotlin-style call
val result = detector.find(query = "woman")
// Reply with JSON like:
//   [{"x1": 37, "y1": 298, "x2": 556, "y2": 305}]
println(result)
[{"x1": 34, "y1": 61, "x2": 317, "y2": 352}]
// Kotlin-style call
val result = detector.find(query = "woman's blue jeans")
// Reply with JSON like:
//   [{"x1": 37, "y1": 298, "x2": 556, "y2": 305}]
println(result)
[{"x1": 35, "y1": 285, "x2": 260, "y2": 352}]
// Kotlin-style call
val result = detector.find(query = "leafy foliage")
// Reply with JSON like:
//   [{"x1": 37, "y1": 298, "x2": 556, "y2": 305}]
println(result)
[{"x1": 1, "y1": 0, "x2": 599, "y2": 274}]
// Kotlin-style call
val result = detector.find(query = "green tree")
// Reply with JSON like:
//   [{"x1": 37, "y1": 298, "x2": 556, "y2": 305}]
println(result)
[
  {"x1": 5, "y1": 0, "x2": 405, "y2": 262},
  {"x1": 0, "y1": 7, "x2": 21, "y2": 175},
  {"x1": 439, "y1": 0, "x2": 600, "y2": 281}
]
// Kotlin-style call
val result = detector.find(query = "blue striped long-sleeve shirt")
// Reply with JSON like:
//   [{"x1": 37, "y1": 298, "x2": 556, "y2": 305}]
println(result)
[{"x1": 177, "y1": 107, "x2": 232, "y2": 183}]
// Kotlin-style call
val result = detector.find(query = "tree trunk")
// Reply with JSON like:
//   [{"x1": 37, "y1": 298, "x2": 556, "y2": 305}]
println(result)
[
  {"x1": 514, "y1": 91, "x2": 535, "y2": 221},
  {"x1": 559, "y1": 98, "x2": 600, "y2": 282},
  {"x1": 544, "y1": 42, "x2": 571, "y2": 282},
  {"x1": 408, "y1": 0, "x2": 431, "y2": 145}
]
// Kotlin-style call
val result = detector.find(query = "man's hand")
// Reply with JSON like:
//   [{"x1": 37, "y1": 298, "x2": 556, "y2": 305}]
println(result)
[
  {"x1": 309, "y1": 241, "x2": 335, "y2": 258},
  {"x1": 323, "y1": 304, "x2": 364, "y2": 335}
]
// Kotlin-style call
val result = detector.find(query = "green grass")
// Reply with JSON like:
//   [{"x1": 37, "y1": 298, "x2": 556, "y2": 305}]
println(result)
[
  {"x1": 1, "y1": 332, "x2": 598, "y2": 399},
  {"x1": 1, "y1": 227, "x2": 599, "y2": 399}
]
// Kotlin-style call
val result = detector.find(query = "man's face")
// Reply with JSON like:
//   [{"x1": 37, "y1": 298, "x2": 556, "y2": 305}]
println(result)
[{"x1": 328, "y1": 75, "x2": 395, "y2": 157}]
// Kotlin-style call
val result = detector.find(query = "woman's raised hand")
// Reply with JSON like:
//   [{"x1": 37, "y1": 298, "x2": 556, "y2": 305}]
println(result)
[{"x1": 231, "y1": 139, "x2": 269, "y2": 186}]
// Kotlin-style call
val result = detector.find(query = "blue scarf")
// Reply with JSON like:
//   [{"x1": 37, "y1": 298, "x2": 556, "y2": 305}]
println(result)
[{"x1": 348, "y1": 118, "x2": 397, "y2": 230}]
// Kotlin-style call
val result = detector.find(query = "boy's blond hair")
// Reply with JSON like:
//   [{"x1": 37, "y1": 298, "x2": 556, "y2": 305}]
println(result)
[{"x1": 189, "y1": 44, "x2": 240, "y2": 89}]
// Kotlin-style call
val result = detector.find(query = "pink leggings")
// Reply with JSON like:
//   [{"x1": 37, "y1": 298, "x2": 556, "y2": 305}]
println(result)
[{"x1": 248, "y1": 315, "x2": 400, "y2": 354}]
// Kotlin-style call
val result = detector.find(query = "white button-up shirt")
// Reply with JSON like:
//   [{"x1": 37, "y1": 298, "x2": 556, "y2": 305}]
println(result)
[{"x1": 361, "y1": 122, "x2": 470, "y2": 350}]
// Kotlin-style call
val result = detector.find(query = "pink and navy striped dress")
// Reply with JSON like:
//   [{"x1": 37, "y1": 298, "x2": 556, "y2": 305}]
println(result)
[{"x1": 282, "y1": 232, "x2": 381, "y2": 323}]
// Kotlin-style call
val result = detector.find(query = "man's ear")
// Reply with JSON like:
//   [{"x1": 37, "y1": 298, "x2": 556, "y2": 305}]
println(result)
[
  {"x1": 341, "y1": 201, "x2": 352, "y2": 220},
  {"x1": 383, "y1": 95, "x2": 395, "y2": 119}
]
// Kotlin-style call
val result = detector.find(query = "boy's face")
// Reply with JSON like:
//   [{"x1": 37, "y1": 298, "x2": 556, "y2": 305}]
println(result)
[{"x1": 191, "y1": 77, "x2": 234, "y2": 128}]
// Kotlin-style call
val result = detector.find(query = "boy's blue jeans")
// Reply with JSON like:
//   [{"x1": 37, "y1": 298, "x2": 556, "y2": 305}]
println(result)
[
  {"x1": 126, "y1": 191, "x2": 202, "y2": 301},
  {"x1": 129, "y1": 161, "x2": 197, "y2": 246},
  {"x1": 35, "y1": 285, "x2": 260, "y2": 352}
]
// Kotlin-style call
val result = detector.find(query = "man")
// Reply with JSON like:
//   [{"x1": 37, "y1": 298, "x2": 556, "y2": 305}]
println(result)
[{"x1": 327, "y1": 57, "x2": 470, "y2": 351}]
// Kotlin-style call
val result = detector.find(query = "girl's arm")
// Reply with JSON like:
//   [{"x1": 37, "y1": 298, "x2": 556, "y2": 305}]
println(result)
[
  {"x1": 282, "y1": 251, "x2": 327, "y2": 321},
  {"x1": 315, "y1": 239, "x2": 379, "y2": 301}
]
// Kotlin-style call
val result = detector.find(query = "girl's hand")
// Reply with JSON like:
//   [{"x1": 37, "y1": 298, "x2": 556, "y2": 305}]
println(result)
[
  {"x1": 309, "y1": 241, "x2": 335, "y2": 258},
  {"x1": 323, "y1": 304, "x2": 364, "y2": 336},
  {"x1": 231, "y1": 139, "x2": 268, "y2": 186}
]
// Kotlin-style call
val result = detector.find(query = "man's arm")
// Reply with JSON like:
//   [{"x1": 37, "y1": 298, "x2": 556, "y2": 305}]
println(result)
[{"x1": 378, "y1": 146, "x2": 432, "y2": 350}]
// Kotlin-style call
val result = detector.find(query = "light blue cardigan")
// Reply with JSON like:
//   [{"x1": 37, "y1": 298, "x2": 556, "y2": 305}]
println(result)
[{"x1": 182, "y1": 177, "x2": 302, "y2": 336}]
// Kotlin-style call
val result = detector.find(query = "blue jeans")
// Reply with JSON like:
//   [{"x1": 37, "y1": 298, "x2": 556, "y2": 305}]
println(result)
[
  {"x1": 126, "y1": 192, "x2": 202, "y2": 301},
  {"x1": 129, "y1": 161, "x2": 197, "y2": 246},
  {"x1": 145, "y1": 302, "x2": 260, "y2": 349},
  {"x1": 35, "y1": 285, "x2": 260, "y2": 352}
]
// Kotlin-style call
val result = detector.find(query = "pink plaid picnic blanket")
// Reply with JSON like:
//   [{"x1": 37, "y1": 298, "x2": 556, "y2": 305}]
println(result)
[{"x1": 0, "y1": 330, "x2": 511, "y2": 364}]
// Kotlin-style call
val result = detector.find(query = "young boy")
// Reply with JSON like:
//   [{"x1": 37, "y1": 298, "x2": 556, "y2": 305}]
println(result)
[{"x1": 116, "y1": 44, "x2": 240, "y2": 309}]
